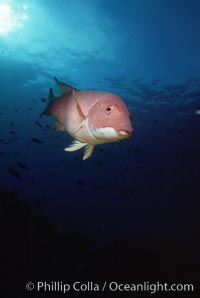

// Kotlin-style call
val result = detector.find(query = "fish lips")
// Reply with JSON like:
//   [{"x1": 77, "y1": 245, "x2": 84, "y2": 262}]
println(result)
[
  {"x1": 117, "y1": 129, "x2": 133, "y2": 137},
  {"x1": 115, "y1": 122, "x2": 133, "y2": 137}
]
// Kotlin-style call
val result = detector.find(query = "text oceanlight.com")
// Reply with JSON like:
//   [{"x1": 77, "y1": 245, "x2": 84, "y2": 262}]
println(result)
[{"x1": 26, "y1": 281, "x2": 194, "y2": 294}]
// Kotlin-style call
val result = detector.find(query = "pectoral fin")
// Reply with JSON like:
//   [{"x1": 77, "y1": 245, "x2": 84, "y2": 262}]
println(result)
[
  {"x1": 64, "y1": 140, "x2": 87, "y2": 152},
  {"x1": 64, "y1": 140, "x2": 94, "y2": 160}
]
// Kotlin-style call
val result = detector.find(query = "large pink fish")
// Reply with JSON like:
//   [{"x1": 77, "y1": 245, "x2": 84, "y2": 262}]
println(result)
[{"x1": 41, "y1": 77, "x2": 133, "y2": 160}]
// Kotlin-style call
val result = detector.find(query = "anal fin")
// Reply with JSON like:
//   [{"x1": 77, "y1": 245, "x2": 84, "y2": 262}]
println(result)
[{"x1": 83, "y1": 144, "x2": 94, "y2": 160}]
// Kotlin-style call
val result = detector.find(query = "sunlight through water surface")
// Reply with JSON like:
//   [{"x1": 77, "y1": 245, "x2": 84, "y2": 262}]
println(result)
[{"x1": 0, "y1": 2, "x2": 27, "y2": 35}]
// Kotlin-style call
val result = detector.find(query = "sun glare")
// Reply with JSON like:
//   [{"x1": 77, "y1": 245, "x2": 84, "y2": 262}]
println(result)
[
  {"x1": 0, "y1": 3, "x2": 28, "y2": 35},
  {"x1": 0, "y1": 4, "x2": 13, "y2": 34}
]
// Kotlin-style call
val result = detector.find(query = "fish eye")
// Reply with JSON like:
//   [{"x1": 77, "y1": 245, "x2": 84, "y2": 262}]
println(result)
[{"x1": 105, "y1": 105, "x2": 113, "y2": 115}]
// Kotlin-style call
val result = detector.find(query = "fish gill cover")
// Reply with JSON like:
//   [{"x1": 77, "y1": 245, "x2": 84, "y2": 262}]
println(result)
[{"x1": 0, "y1": 0, "x2": 200, "y2": 296}]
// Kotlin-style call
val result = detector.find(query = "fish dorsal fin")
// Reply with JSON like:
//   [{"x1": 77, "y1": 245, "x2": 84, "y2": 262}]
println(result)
[
  {"x1": 55, "y1": 120, "x2": 65, "y2": 131},
  {"x1": 54, "y1": 77, "x2": 77, "y2": 95},
  {"x1": 83, "y1": 144, "x2": 94, "y2": 160}
]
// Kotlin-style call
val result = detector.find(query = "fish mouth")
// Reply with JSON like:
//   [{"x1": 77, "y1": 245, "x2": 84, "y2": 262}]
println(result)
[{"x1": 117, "y1": 129, "x2": 133, "y2": 137}]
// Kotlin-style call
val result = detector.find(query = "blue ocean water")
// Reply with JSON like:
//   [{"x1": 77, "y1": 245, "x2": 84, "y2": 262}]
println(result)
[{"x1": 0, "y1": 0, "x2": 200, "y2": 296}]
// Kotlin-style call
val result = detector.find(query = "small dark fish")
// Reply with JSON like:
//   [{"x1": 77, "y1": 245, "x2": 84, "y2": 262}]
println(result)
[
  {"x1": 35, "y1": 120, "x2": 43, "y2": 128},
  {"x1": 120, "y1": 190, "x2": 134, "y2": 199},
  {"x1": 31, "y1": 138, "x2": 43, "y2": 144},
  {"x1": 8, "y1": 167, "x2": 22, "y2": 180},
  {"x1": 145, "y1": 186, "x2": 153, "y2": 195},
  {"x1": 136, "y1": 166, "x2": 144, "y2": 171},
  {"x1": 74, "y1": 157, "x2": 81, "y2": 161},
  {"x1": 33, "y1": 197, "x2": 46, "y2": 208},
  {"x1": 177, "y1": 129, "x2": 183, "y2": 134},
  {"x1": 44, "y1": 170, "x2": 56, "y2": 178},
  {"x1": 15, "y1": 162, "x2": 29, "y2": 170},
  {"x1": 52, "y1": 145, "x2": 59, "y2": 149},
  {"x1": 93, "y1": 184, "x2": 102, "y2": 189},
  {"x1": 0, "y1": 112, "x2": 4, "y2": 116},
  {"x1": 97, "y1": 160, "x2": 104, "y2": 167},
  {"x1": 120, "y1": 172, "x2": 125, "y2": 179},
  {"x1": 45, "y1": 124, "x2": 51, "y2": 130},
  {"x1": 28, "y1": 107, "x2": 32, "y2": 110},
  {"x1": 127, "y1": 149, "x2": 142, "y2": 155},
  {"x1": 29, "y1": 176, "x2": 36, "y2": 185},
  {"x1": 9, "y1": 131, "x2": 16, "y2": 135},
  {"x1": 2, "y1": 139, "x2": 16, "y2": 144},
  {"x1": 41, "y1": 98, "x2": 46, "y2": 103},
  {"x1": 77, "y1": 179, "x2": 85, "y2": 186},
  {"x1": 10, "y1": 121, "x2": 14, "y2": 129},
  {"x1": 0, "y1": 139, "x2": 7, "y2": 143},
  {"x1": 195, "y1": 106, "x2": 200, "y2": 115},
  {"x1": 153, "y1": 119, "x2": 159, "y2": 125},
  {"x1": 0, "y1": 152, "x2": 4, "y2": 156}
]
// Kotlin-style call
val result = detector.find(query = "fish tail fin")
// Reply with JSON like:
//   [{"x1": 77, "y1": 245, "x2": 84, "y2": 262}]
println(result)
[
  {"x1": 48, "y1": 88, "x2": 55, "y2": 103},
  {"x1": 40, "y1": 88, "x2": 55, "y2": 118},
  {"x1": 54, "y1": 76, "x2": 59, "y2": 83}
]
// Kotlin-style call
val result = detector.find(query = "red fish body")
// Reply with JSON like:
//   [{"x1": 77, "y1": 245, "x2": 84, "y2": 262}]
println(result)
[{"x1": 41, "y1": 78, "x2": 133, "y2": 160}]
